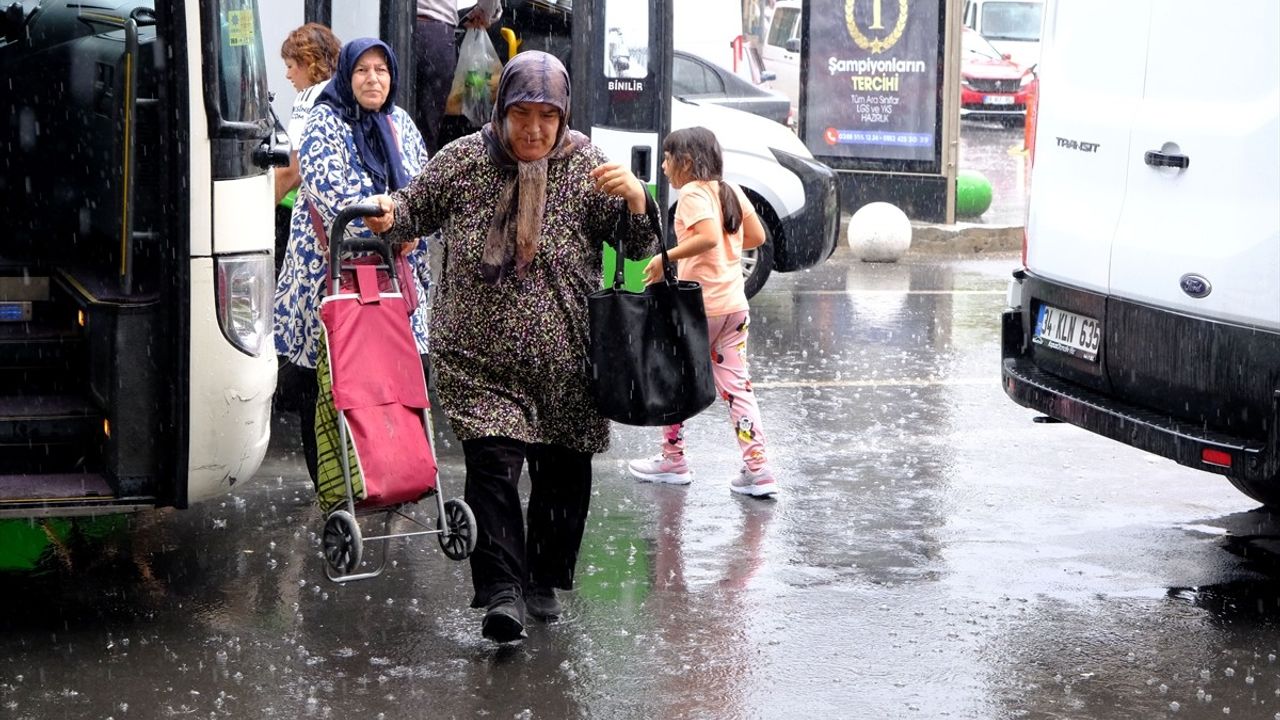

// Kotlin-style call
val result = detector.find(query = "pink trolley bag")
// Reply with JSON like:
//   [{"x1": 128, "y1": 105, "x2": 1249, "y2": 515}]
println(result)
[{"x1": 315, "y1": 203, "x2": 476, "y2": 583}]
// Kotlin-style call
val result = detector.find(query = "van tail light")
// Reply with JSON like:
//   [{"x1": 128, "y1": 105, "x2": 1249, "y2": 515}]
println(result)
[
  {"x1": 1201, "y1": 448, "x2": 1232, "y2": 469},
  {"x1": 1021, "y1": 75, "x2": 1038, "y2": 271},
  {"x1": 1025, "y1": 76, "x2": 1039, "y2": 165}
]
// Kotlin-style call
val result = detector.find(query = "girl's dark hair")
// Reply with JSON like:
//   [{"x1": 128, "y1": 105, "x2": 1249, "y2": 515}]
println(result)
[
  {"x1": 663, "y1": 126, "x2": 742, "y2": 234},
  {"x1": 282, "y1": 23, "x2": 342, "y2": 86}
]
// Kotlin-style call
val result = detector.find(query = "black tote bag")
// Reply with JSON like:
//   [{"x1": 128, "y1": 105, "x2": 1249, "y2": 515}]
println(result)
[{"x1": 587, "y1": 218, "x2": 717, "y2": 426}]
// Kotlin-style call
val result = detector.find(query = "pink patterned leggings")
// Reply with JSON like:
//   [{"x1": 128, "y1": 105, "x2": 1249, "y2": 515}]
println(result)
[{"x1": 660, "y1": 310, "x2": 768, "y2": 471}]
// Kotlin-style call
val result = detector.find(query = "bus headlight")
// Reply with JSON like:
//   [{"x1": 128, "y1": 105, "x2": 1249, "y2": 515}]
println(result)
[{"x1": 215, "y1": 253, "x2": 273, "y2": 357}]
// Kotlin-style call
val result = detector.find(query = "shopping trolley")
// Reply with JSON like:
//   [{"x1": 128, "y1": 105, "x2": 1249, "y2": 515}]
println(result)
[{"x1": 315, "y1": 202, "x2": 475, "y2": 582}]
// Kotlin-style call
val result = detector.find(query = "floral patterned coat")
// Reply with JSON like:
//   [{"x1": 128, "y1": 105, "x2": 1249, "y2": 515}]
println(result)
[{"x1": 274, "y1": 103, "x2": 432, "y2": 369}]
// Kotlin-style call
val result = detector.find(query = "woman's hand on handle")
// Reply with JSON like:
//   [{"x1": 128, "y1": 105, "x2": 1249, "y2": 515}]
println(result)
[
  {"x1": 365, "y1": 194, "x2": 396, "y2": 234},
  {"x1": 590, "y1": 162, "x2": 649, "y2": 214}
]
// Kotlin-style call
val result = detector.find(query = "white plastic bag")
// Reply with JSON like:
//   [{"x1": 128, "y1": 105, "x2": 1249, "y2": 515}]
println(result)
[{"x1": 446, "y1": 28, "x2": 504, "y2": 127}]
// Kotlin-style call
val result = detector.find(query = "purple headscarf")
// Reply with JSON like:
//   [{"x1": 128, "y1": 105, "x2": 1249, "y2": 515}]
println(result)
[{"x1": 478, "y1": 51, "x2": 589, "y2": 284}]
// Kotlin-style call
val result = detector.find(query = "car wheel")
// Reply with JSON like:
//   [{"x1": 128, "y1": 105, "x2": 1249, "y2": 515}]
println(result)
[
  {"x1": 742, "y1": 237, "x2": 774, "y2": 299},
  {"x1": 743, "y1": 198, "x2": 777, "y2": 299},
  {"x1": 1226, "y1": 474, "x2": 1280, "y2": 510}
]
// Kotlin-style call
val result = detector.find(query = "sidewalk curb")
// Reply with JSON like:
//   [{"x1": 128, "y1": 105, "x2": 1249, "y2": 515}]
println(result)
[
  {"x1": 836, "y1": 216, "x2": 1023, "y2": 257},
  {"x1": 910, "y1": 222, "x2": 1023, "y2": 255}
]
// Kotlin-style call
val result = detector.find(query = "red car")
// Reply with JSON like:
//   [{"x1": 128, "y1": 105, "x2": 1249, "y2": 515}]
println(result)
[{"x1": 960, "y1": 27, "x2": 1036, "y2": 121}]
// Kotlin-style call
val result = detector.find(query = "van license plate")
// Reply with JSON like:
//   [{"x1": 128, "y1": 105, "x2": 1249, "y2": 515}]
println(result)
[
  {"x1": 985, "y1": 95, "x2": 1015, "y2": 105},
  {"x1": 1033, "y1": 304, "x2": 1101, "y2": 362}
]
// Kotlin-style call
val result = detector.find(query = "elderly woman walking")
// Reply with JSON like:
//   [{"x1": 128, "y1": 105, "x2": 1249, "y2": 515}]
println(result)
[
  {"x1": 367, "y1": 51, "x2": 659, "y2": 643},
  {"x1": 275, "y1": 38, "x2": 433, "y2": 484}
]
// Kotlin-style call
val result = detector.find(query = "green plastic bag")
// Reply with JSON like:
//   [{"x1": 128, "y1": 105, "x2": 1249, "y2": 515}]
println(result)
[{"x1": 446, "y1": 28, "x2": 503, "y2": 126}]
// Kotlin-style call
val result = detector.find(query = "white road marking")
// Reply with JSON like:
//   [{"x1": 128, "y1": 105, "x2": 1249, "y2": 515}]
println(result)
[
  {"x1": 754, "y1": 377, "x2": 996, "y2": 389},
  {"x1": 794, "y1": 290, "x2": 1007, "y2": 295}
]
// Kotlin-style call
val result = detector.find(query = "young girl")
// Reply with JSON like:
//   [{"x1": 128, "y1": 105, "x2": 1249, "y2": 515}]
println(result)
[{"x1": 627, "y1": 127, "x2": 777, "y2": 498}]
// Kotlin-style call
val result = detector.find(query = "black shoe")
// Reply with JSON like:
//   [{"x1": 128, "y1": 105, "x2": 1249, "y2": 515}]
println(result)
[
  {"x1": 525, "y1": 586, "x2": 563, "y2": 621},
  {"x1": 481, "y1": 597, "x2": 527, "y2": 643}
]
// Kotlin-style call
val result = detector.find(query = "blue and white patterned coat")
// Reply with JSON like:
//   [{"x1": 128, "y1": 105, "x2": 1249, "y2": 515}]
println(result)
[{"x1": 274, "y1": 102, "x2": 432, "y2": 369}]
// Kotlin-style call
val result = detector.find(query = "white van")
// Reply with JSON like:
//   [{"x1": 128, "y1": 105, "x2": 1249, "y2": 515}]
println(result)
[
  {"x1": 962, "y1": 0, "x2": 1043, "y2": 69},
  {"x1": 759, "y1": 0, "x2": 800, "y2": 108},
  {"x1": 1001, "y1": 0, "x2": 1280, "y2": 506}
]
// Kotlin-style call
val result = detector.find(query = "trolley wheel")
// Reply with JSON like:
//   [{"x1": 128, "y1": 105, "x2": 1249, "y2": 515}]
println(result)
[
  {"x1": 438, "y1": 498, "x2": 477, "y2": 561},
  {"x1": 323, "y1": 510, "x2": 363, "y2": 574}
]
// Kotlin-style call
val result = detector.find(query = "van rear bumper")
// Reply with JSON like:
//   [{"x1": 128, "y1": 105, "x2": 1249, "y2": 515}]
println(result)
[
  {"x1": 1002, "y1": 349, "x2": 1277, "y2": 483},
  {"x1": 1001, "y1": 302, "x2": 1280, "y2": 485}
]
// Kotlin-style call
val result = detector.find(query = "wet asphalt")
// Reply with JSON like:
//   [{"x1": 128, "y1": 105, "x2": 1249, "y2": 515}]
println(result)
[
  {"x1": 958, "y1": 118, "x2": 1031, "y2": 227},
  {"x1": 3, "y1": 125, "x2": 1280, "y2": 720}
]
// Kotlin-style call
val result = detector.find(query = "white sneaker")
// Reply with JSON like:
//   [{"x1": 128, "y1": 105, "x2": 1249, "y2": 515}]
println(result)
[
  {"x1": 628, "y1": 455, "x2": 693, "y2": 485},
  {"x1": 730, "y1": 465, "x2": 778, "y2": 497}
]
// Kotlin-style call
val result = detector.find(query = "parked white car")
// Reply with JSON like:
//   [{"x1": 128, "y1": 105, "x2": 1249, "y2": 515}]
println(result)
[
  {"x1": 670, "y1": 97, "x2": 839, "y2": 297},
  {"x1": 1002, "y1": 0, "x2": 1280, "y2": 506}
]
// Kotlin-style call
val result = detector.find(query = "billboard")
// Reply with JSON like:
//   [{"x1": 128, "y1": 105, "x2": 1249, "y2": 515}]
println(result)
[{"x1": 801, "y1": 0, "x2": 945, "y2": 172}]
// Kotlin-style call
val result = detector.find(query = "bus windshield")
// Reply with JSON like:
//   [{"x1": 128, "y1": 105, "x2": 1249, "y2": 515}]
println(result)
[{"x1": 212, "y1": 0, "x2": 270, "y2": 125}]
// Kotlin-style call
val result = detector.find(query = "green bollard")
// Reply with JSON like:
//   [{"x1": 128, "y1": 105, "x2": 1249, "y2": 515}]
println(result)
[{"x1": 955, "y1": 169, "x2": 994, "y2": 218}]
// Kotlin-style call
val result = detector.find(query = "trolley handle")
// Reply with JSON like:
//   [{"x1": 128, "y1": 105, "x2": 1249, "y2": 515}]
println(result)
[{"x1": 328, "y1": 203, "x2": 395, "y2": 290}]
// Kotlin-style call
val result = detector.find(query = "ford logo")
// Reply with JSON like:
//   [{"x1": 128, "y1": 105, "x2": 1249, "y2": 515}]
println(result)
[{"x1": 1179, "y1": 273, "x2": 1212, "y2": 299}]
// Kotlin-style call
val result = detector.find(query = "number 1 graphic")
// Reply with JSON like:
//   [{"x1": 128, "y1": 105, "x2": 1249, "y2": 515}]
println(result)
[{"x1": 870, "y1": 0, "x2": 885, "y2": 30}]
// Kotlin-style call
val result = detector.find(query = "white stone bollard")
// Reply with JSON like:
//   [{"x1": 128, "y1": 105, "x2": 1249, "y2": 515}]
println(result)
[{"x1": 847, "y1": 202, "x2": 912, "y2": 263}]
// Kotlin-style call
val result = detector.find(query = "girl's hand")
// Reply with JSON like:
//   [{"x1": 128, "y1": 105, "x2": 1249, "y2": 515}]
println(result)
[
  {"x1": 590, "y1": 162, "x2": 648, "y2": 213},
  {"x1": 642, "y1": 255, "x2": 665, "y2": 285},
  {"x1": 365, "y1": 195, "x2": 395, "y2": 234}
]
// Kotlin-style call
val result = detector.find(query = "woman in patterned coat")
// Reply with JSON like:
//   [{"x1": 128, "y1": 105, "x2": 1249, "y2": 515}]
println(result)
[
  {"x1": 367, "y1": 51, "x2": 659, "y2": 643},
  {"x1": 273, "y1": 38, "x2": 432, "y2": 483}
]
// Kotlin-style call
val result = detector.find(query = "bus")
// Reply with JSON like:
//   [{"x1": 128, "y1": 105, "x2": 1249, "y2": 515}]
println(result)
[{"x1": 0, "y1": 0, "x2": 285, "y2": 517}]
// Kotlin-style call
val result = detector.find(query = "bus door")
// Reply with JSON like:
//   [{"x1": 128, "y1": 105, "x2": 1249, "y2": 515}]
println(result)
[{"x1": 572, "y1": 0, "x2": 673, "y2": 218}]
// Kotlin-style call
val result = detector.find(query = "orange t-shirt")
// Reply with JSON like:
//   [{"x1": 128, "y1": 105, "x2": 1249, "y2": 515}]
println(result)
[{"x1": 672, "y1": 180, "x2": 756, "y2": 317}]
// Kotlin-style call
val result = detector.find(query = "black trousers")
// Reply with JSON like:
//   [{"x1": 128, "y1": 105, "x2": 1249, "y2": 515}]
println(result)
[
  {"x1": 462, "y1": 437, "x2": 594, "y2": 608},
  {"x1": 412, "y1": 17, "x2": 458, "y2": 156},
  {"x1": 279, "y1": 359, "x2": 320, "y2": 483},
  {"x1": 273, "y1": 204, "x2": 292, "y2": 278}
]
